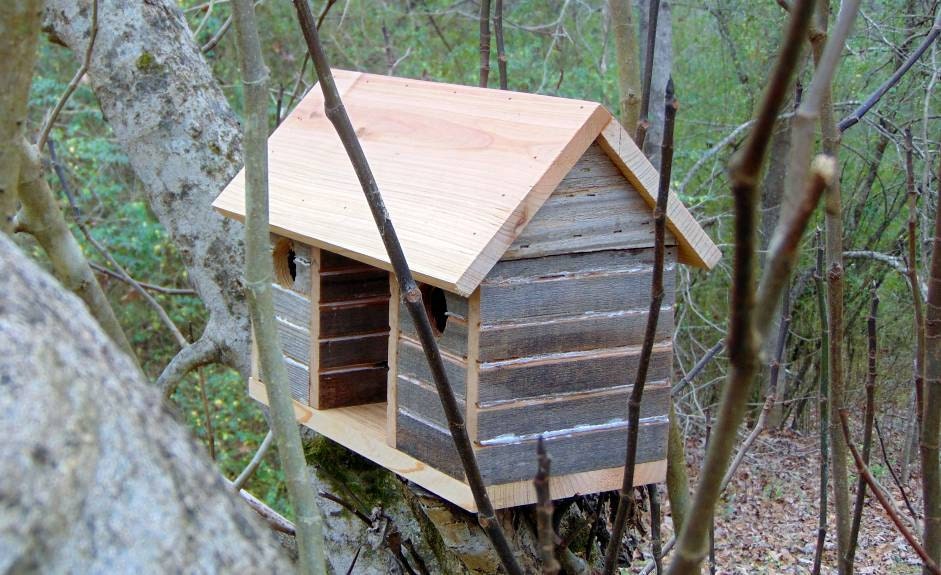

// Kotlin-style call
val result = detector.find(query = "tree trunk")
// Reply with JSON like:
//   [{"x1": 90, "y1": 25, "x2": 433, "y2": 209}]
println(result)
[
  {"x1": 609, "y1": 0, "x2": 642, "y2": 132},
  {"x1": 43, "y1": 0, "x2": 251, "y2": 377},
  {"x1": 636, "y1": 0, "x2": 672, "y2": 167},
  {"x1": 0, "y1": 233, "x2": 294, "y2": 573}
]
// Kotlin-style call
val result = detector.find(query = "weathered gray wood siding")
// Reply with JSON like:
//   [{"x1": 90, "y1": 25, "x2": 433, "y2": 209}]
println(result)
[
  {"x1": 389, "y1": 143, "x2": 678, "y2": 484},
  {"x1": 503, "y1": 144, "x2": 677, "y2": 261},
  {"x1": 469, "y1": 246, "x2": 675, "y2": 483},
  {"x1": 314, "y1": 251, "x2": 390, "y2": 409},
  {"x1": 395, "y1": 290, "x2": 472, "y2": 475},
  {"x1": 268, "y1": 238, "x2": 313, "y2": 404}
]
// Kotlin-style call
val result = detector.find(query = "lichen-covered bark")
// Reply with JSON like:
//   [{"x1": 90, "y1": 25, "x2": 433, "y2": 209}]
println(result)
[
  {"x1": 44, "y1": 0, "x2": 250, "y2": 376},
  {"x1": 0, "y1": 233, "x2": 293, "y2": 573}
]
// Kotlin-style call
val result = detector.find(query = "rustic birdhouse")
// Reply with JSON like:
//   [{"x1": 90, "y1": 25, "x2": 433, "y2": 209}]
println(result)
[{"x1": 213, "y1": 70, "x2": 720, "y2": 511}]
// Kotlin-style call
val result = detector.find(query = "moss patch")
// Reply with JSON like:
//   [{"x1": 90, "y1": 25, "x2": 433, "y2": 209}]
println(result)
[
  {"x1": 136, "y1": 51, "x2": 164, "y2": 74},
  {"x1": 304, "y1": 435, "x2": 400, "y2": 512}
]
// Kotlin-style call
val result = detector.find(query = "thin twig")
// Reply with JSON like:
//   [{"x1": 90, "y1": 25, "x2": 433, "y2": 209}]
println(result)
[
  {"x1": 48, "y1": 139, "x2": 188, "y2": 348},
  {"x1": 634, "y1": 0, "x2": 661, "y2": 147},
  {"x1": 493, "y1": 0, "x2": 507, "y2": 89},
  {"x1": 847, "y1": 287, "x2": 879, "y2": 566},
  {"x1": 233, "y1": 429, "x2": 274, "y2": 491},
  {"x1": 874, "y1": 418, "x2": 919, "y2": 521},
  {"x1": 89, "y1": 262, "x2": 197, "y2": 295},
  {"x1": 38, "y1": 0, "x2": 98, "y2": 151},
  {"x1": 197, "y1": 364, "x2": 216, "y2": 460},
  {"x1": 838, "y1": 10, "x2": 941, "y2": 132},
  {"x1": 647, "y1": 484, "x2": 663, "y2": 575},
  {"x1": 534, "y1": 437, "x2": 559, "y2": 575},
  {"x1": 812, "y1": 231, "x2": 829, "y2": 575},
  {"x1": 603, "y1": 77, "x2": 676, "y2": 575},
  {"x1": 289, "y1": 4, "x2": 522, "y2": 573},
  {"x1": 839, "y1": 410, "x2": 941, "y2": 574},
  {"x1": 230, "y1": 2, "x2": 327, "y2": 573},
  {"x1": 671, "y1": 340, "x2": 725, "y2": 395},
  {"x1": 479, "y1": 0, "x2": 492, "y2": 87}
]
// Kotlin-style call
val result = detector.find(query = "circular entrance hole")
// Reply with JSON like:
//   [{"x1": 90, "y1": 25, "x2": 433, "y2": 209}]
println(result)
[
  {"x1": 420, "y1": 284, "x2": 449, "y2": 336},
  {"x1": 273, "y1": 238, "x2": 297, "y2": 288}
]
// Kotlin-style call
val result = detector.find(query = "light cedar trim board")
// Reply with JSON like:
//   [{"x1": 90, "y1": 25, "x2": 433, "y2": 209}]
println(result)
[
  {"x1": 213, "y1": 69, "x2": 611, "y2": 296},
  {"x1": 597, "y1": 118, "x2": 722, "y2": 270},
  {"x1": 386, "y1": 276, "x2": 400, "y2": 446},
  {"x1": 248, "y1": 378, "x2": 666, "y2": 510}
]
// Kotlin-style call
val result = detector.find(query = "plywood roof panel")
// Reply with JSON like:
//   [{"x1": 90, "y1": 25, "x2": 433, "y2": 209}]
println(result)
[{"x1": 213, "y1": 70, "x2": 718, "y2": 295}]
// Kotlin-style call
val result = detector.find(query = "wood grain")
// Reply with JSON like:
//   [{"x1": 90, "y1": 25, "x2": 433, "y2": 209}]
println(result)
[
  {"x1": 399, "y1": 304, "x2": 469, "y2": 357},
  {"x1": 396, "y1": 335, "x2": 467, "y2": 398},
  {"x1": 319, "y1": 298, "x2": 390, "y2": 338},
  {"x1": 476, "y1": 418, "x2": 667, "y2": 484},
  {"x1": 320, "y1": 268, "x2": 390, "y2": 303},
  {"x1": 478, "y1": 306, "x2": 673, "y2": 362},
  {"x1": 396, "y1": 375, "x2": 467, "y2": 430},
  {"x1": 396, "y1": 409, "x2": 465, "y2": 480},
  {"x1": 386, "y1": 277, "x2": 400, "y2": 446},
  {"x1": 284, "y1": 357, "x2": 310, "y2": 404},
  {"x1": 319, "y1": 332, "x2": 388, "y2": 370},
  {"x1": 213, "y1": 69, "x2": 612, "y2": 296},
  {"x1": 276, "y1": 317, "x2": 310, "y2": 364},
  {"x1": 475, "y1": 384, "x2": 670, "y2": 443},
  {"x1": 503, "y1": 144, "x2": 677, "y2": 260},
  {"x1": 597, "y1": 118, "x2": 721, "y2": 269},
  {"x1": 271, "y1": 283, "x2": 310, "y2": 329},
  {"x1": 317, "y1": 365, "x2": 387, "y2": 408},
  {"x1": 478, "y1": 265, "x2": 676, "y2": 324},
  {"x1": 477, "y1": 342, "x2": 673, "y2": 403}
]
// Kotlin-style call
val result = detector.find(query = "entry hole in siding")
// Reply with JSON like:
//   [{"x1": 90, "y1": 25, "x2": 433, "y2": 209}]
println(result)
[
  {"x1": 419, "y1": 283, "x2": 449, "y2": 336},
  {"x1": 273, "y1": 237, "x2": 297, "y2": 288}
]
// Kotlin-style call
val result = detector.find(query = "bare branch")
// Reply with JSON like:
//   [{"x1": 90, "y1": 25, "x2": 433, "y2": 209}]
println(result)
[{"x1": 38, "y1": 0, "x2": 99, "y2": 150}]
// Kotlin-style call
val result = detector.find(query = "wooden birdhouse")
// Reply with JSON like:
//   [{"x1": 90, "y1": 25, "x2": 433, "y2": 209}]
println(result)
[{"x1": 213, "y1": 70, "x2": 720, "y2": 511}]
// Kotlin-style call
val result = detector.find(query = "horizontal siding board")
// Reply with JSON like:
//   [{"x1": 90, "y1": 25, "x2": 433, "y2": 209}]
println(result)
[
  {"x1": 399, "y1": 303, "x2": 469, "y2": 358},
  {"x1": 396, "y1": 411, "x2": 465, "y2": 480},
  {"x1": 504, "y1": 187, "x2": 673, "y2": 260},
  {"x1": 320, "y1": 269, "x2": 390, "y2": 303},
  {"x1": 477, "y1": 419, "x2": 668, "y2": 485},
  {"x1": 319, "y1": 332, "x2": 388, "y2": 370},
  {"x1": 477, "y1": 345, "x2": 673, "y2": 404},
  {"x1": 277, "y1": 318, "x2": 310, "y2": 364},
  {"x1": 281, "y1": 357, "x2": 309, "y2": 404},
  {"x1": 559, "y1": 143, "x2": 624, "y2": 181},
  {"x1": 443, "y1": 291, "x2": 469, "y2": 320},
  {"x1": 319, "y1": 250, "x2": 374, "y2": 272},
  {"x1": 320, "y1": 299, "x2": 390, "y2": 338},
  {"x1": 317, "y1": 365, "x2": 387, "y2": 408},
  {"x1": 272, "y1": 283, "x2": 311, "y2": 328},
  {"x1": 484, "y1": 247, "x2": 673, "y2": 284},
  {"x1": 397, "y1": 375, "x2": 466, "y2": 430},
  {"x1": 478, "y1": 306, "x2": 673, "y2": 362},
  {"x1": 397, "y1": 338, "x2": 466, "y2": 398},
  {"x1": 479, "y1": 266, "x2": 676, "y2": 325},
  {"x1": 476, "y1": 384, "x2": 670, "y2": 443}
]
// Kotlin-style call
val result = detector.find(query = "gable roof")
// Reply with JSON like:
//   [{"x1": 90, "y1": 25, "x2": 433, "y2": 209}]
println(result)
[{"x1": 212, "y1": 69, "x2": 720, "y2": 296}]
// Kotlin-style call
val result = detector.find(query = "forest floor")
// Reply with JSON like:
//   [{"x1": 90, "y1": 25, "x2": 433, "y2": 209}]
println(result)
[{"x1": 629, "y1": 428, "x2": 924, "y2": 574}]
